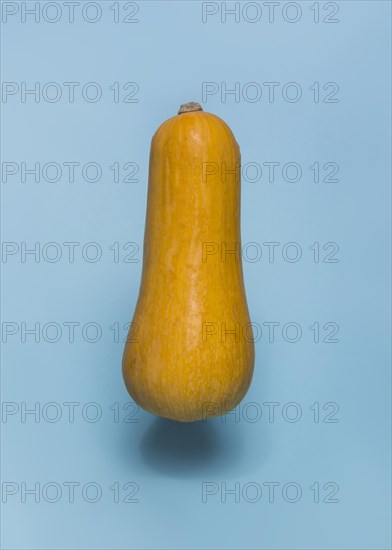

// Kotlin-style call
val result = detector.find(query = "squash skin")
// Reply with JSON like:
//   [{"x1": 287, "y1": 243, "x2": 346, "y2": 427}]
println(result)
[{"x1": 122, "y1": 108, "x2": 254, "y2": 422}]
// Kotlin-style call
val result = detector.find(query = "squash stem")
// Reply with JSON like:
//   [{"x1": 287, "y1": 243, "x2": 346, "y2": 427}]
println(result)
[{"x1": 178, "y1": 102, "x2": 203, "y2": 114}]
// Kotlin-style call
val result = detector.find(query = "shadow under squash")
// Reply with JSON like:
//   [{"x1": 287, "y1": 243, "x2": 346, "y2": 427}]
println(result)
[{"x1": 140, "y1": 417, "x2": 244, "y2": 478}]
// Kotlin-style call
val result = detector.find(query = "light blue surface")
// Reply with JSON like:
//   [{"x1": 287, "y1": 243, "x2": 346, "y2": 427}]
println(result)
[{"x1": 1, "y1": 1, "x2": 391, "y2": 549}]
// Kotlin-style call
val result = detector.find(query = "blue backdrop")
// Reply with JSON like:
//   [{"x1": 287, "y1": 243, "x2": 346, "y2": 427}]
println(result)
[{"x1": 1, "y1": 1, "x2": 391, "y2": 549}]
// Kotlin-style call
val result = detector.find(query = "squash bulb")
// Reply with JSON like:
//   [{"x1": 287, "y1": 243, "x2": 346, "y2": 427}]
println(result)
[{"x1": 122, "y1": 102, "x2": 255, "y2": 422}]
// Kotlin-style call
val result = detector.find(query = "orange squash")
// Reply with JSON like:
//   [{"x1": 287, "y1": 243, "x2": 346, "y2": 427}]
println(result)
[{"x1": 122, "y1": 102, "x2": 254, "y2": 422}]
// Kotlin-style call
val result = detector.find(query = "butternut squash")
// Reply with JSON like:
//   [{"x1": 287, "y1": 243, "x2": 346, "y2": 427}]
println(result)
[{"x1": 122, "y1": 102, "x2": 254, "y2": 422}]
